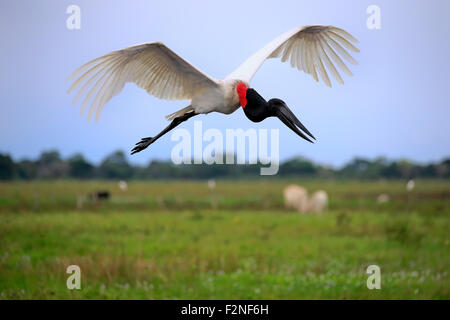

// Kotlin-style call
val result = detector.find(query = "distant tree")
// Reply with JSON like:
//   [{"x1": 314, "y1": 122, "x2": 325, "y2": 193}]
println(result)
[
  {"x1": 98, "y1": 150, "x2": 133, "y2": 179},
  {"x1": 0, "y1": 153, "x2": 15, "y2": 180},
  {"x1": 339, "y1": 157, "x2": 406, "y2": 179},
  {"x1": 339, "y1": 157, "x2": 371, "y2": 179},
  {"x1": 131, "y1": 165, "x2": 149, "y2": 180},
  {"x1": 36, "y1": 150, "x2": 69, "y2": 179},
  {"x1": 380, "y1": 162, "x2": 402, "y2": 179},
  {"x1": 1, "y1": 149, "x2": 450, "y2": 180},
  {"x1": 436, "y1": 158, "x2": 450, "y2": 178},
  {"x1": 280, "y1": 157, "x2": 317, "y2": 176},
  {"x1": 363, "y1": 157, "x2": 388, "y2": 179},
  {"x1": 397, "y1": 160, "x2": 420, "y2": 179},
  {"x1": 16, "y1": 160, "x2": 37, "y2": 180},
  {"x1": 68, "y1": 154, "x2": 94, "y2": 179},
  {"x1": 146, "y1": 160, "x2": 179, "y2": 179},
  {"x1": 39, "y1": 151, "x2": 61, "y2": 164},
  {"x1": 316, "y1": 166, "x2": 335, "y2": 179},
  {"x1": 420, "y1": 164, "x2": 437, "y2": 178},
  {"x1": 441, "y1": 158, "x2": 450, "y2": 167}
]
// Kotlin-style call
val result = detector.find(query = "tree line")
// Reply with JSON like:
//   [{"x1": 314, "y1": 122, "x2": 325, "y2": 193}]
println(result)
[{"x1": 0, "y1": 150, "x2": 449, "y2": 180}]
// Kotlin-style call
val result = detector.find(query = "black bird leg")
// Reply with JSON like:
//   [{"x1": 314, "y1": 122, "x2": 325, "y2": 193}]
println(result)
[{"x1": 131, "y1": 111, "x2": 198, "y2": 154}]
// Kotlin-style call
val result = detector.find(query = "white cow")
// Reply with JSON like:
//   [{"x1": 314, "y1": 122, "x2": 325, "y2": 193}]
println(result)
[
  {"x1": 377, "y1": 193, "x2": 390, "y2": 204},
  {"x1": 283, "y1": 185, "x2": 328, "y2": 213},
  {"x1": 308, "y1": 190, "x2": 328, "y2": 213},
  {"x1": 283, "y1": 185, "x2": 309, "y2": 213}
]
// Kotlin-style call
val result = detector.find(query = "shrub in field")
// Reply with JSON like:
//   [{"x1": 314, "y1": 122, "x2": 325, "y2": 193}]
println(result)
[{"x1": 383, "y1": 218, "x2": 424, "y2": 246}]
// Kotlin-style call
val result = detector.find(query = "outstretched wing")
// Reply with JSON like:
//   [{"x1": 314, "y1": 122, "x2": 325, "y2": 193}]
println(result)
[
  {"x1": 226, "y1": 25, "x2": 359, "y2": 87},
  {"x1": 67, "y1": 42, "x2": 218, "y2": 121}
]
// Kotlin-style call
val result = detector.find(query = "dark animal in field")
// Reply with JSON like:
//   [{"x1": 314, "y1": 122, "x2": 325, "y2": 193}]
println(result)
[{"x1": 88, "y1": 190, "x2": 110, "y2": 202}]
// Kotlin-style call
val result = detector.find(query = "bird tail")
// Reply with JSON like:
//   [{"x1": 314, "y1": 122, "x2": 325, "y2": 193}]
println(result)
[{"x1": 165, "y1": 105, "x2": 194, "y2": 121}]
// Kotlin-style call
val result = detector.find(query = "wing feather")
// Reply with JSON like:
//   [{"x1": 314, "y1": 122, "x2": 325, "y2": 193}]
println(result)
[
  {"x1": 324, "y1": 33, "x2": 358, "y2": 65},
  {"x1": 299, "y1": 39, "x2": 308, "y2": 73},
  {"x1": 296, "y1": 39, "x2": 305, "y2": 71},
  {"x1": 319, "y1": 34, "x2": 353, "y2": 76},
  {"x1": 314, "y1": 40, "x2": 331, "y2": 87},
  {"x1": 291, "y1": 40, "x2": 299, "y2": 69},
  {"x1": 328, "y1": 31, "x2": 360, "y2": 53},
  {"x1": 67, "y1": 42, "x2": 218, "y2": 121},
  {"x1": 226, "y1": 25, "x2": 359, "y2": 87},
  {"x1": 317, "y1": 38, "x2": 343, "y2": 85},
  {"x1": 306, "y1": 39, "x2": 319, "y2": 82},
  {"x1": 330, "y1": 27, "x2": 359, "y2": 43}
]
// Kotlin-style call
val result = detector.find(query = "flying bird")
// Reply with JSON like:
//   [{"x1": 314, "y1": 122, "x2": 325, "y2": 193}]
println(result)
[{"x1": 67, "y1": 25, "x2": 359, "y2": 154}]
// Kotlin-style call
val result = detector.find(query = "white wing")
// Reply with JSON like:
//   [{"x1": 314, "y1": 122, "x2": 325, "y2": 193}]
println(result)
[
  {"x1": 67, "y1": 42, "x2": 218, "y2": 121},
  {"x1": 226, "y1": 25, "x2": 359, "y2": 87}
]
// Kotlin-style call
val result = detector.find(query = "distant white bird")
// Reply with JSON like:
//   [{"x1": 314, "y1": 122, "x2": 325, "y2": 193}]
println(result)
[
  {"x1": 207, "y1": 179, "x2": 216, "y2": 190},
  {"x1": 406, "y1": 179, "x2": 415, "y2": 192},
  {"x1": 67, "y1": 25, "x2": 359, "y2": 154},
  {"x1": 118, "y1": 180, "x2": 128, "y2": 191}
]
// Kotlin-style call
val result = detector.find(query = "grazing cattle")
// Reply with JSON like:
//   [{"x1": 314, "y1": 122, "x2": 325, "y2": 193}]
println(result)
[
  {"x1": 377, "y1": 193, "x2": 390, "y2": 204},
  {"x1": 308, "y1": 190, "x2": 328, "y2": 213},
  {"x1": 283, "y1": 185, "x2": 309, "y2": 213},
  {"x1": 283, "y1": 185, "x2": 329, "y2": 213},
  {"x1": 89, "y1": 191, "x2": 110, "y2": 202}
]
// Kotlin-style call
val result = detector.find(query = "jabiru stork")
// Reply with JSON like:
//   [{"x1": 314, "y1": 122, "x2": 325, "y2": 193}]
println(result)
[{"x1": 66, "y1": 25, "x2": 359, "y2": 154}]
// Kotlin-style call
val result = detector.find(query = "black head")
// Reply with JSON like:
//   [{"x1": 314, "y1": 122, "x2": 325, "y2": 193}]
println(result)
[
  {"x1": 237, "y1": 82, "x2": 270, "y2": 122},
  {"x1": 243, "y1": 88, "x2": 272, "y2": 122},
  {"x1": 237, "y1": 83, "x2": 315, "y2": 143}
]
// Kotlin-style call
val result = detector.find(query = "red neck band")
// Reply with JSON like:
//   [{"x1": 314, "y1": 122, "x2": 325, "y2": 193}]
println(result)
[{"x1": 236, "y1": 82, "x2": 247, "y2": 108}]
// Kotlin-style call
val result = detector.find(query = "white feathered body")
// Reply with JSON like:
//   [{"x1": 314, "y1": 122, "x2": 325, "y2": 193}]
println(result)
[
  {"x1": 165, "y1": 79, "x2": 245, "y2": 120},
  {"x1": 190, "y1": 79, "x2": 243, "y2": 115}
]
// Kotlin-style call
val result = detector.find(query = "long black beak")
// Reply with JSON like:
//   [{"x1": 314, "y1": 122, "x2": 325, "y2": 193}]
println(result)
[{"x1": 273, "y1": 100, "x2": 316, "y2": 143}]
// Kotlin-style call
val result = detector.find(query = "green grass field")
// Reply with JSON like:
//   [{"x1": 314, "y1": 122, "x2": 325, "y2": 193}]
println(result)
[{"x1": 0, "y1": 180, "x2": 449, "y2": 299}]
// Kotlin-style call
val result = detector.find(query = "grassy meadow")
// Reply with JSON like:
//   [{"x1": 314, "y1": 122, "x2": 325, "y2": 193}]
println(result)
[{"x1": 0, "y1": 179, "x2": 449, "y2": 299}]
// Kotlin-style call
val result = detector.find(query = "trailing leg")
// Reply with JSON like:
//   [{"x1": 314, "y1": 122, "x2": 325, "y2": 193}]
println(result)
[{"x1": 131, "y1": 111, "x2": 198, "y2": 154}]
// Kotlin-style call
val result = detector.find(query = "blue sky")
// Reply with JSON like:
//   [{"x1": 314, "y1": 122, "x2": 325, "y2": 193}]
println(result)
[{"x1": 1, "y1": 0, "x2": 449, "y2": 167}]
